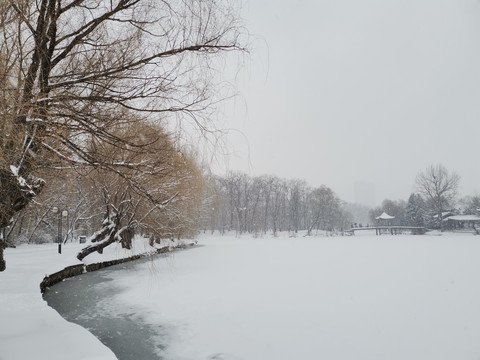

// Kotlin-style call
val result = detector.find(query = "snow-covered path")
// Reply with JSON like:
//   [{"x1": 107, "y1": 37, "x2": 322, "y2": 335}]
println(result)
[
  {"x1": 92, "y1": 233, "x2": 480, "y2": 360},
  {"x1": 0, "y1": 237, "x2": 178, "y2": 360},
  {"x1": 0, "y1": 243, "x2": 117, "y2": 360}
]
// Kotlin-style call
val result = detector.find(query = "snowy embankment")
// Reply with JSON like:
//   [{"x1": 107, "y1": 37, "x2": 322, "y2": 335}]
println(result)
[{"x1": 0, "y1": 237, "x2": 184, "y2": 360}]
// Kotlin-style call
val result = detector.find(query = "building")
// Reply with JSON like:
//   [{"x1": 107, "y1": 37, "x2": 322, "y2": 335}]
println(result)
[{"x1": 444, "y1": 215, "x2": 480, "y2": 232}]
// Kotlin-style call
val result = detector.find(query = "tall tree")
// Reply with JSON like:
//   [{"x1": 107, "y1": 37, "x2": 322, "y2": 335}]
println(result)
[
  {"x1": 288, "y1": 179, "x2": 307, "y2": 233},
  {"x1": 0, "y1": 0, "x2": 243, "y2": 270},
  {"x1": 415, "y1": 164, "x2": 460, "y2": 231}
]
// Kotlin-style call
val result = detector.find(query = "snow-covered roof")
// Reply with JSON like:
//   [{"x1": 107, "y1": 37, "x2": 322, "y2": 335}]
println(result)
[
  {"x1": 433, "y1": 211, "x2": 455, "y2": 219},
  {"x1": 445, "y1": 215, "x2": 480, "y2": 222},
  {"x1": 375, "y1": 212, "x2": 395, "y2": 220}
]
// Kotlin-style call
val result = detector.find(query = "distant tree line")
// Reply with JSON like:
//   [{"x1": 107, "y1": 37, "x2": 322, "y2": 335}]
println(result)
[{"x1": 199, "y1": 172, "x2": 352, "y2": 236}]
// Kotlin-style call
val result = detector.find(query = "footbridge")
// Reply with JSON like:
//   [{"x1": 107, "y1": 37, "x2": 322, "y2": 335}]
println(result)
[{"x1": 346, "y1": 226, "x2": 427, "y2": 235}]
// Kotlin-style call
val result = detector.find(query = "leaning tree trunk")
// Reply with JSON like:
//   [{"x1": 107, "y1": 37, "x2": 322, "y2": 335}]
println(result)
[
  {"x1": 77, "y1": 211, "x2": 121, "y2": 261},
  {"x1": 306, "y1": 215, "x2": 320, "y2": 236}
]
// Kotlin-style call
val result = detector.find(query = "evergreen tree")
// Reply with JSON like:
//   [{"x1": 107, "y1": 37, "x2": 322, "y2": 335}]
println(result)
[{"x1": 406, "y1": 193, "x2": 425, "y2": 227}]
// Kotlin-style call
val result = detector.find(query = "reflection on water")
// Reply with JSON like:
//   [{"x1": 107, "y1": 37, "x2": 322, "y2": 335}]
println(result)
[{"x1": 43, "y1": 262, "x2": 165, "y2": 360}]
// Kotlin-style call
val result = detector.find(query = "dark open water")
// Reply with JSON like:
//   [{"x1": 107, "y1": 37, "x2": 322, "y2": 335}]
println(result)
[{"x1": 43, "y1": 261, "x2": 166, "y2": 360}]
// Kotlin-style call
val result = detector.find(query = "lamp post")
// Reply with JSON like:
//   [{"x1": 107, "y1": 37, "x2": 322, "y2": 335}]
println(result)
[{"x1": 52, "y1": 207, "x2": 68, "y2": 254}]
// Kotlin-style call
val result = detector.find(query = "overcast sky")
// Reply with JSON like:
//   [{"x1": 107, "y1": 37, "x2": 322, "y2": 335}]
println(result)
[{"x1": 216, "y1": 0, "x2": 480, "y2": 206}]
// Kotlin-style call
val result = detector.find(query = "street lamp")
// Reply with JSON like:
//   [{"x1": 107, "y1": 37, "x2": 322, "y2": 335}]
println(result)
[{"x1": 52, "y1": 207, "x2": 68, "y2": 254}]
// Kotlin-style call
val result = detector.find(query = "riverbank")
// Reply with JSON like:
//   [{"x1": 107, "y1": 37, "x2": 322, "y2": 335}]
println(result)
[{"x1": 0, "y1": 237, "x2": 187, "y2": 360}]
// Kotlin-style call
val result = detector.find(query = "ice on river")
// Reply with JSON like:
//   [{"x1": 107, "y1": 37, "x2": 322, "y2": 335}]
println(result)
[{"x1": 98, "y1": 233, "x2": 480, "y2": 360}]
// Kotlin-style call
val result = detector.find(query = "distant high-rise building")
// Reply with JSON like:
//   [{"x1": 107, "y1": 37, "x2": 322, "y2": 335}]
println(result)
[{"x1": 354, "y1": 181, "x2": 375, "y2": 207}]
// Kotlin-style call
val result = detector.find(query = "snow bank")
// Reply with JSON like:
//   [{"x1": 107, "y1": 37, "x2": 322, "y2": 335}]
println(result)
[{"x1": 0, "y1": 237, "x2": 184, "y2": 360}]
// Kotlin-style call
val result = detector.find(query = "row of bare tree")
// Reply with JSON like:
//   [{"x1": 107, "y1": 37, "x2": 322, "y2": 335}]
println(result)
[{"x1": 200, "y1": 172, "x2": 352, "y2": 236}]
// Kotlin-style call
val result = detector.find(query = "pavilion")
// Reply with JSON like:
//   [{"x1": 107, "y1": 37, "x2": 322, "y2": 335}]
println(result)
[{"x1": 375, "y1": 212, "x2": 395, "y2": 226}]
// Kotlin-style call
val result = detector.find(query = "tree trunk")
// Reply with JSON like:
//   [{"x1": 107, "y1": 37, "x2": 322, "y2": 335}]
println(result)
[
  {"x1": 0, "y1": 246, "x2": 5, "y2": 272},
  {"x1": 439, "y1": 210, "x2": 444, "y2": 231},
  {"x1": 0, "y1": 169, "x2": 45, "y2": 271},
  {"x1": 120, "y1": 227, "x2": 134, "y2": 249},
  {"x1": 307, "y1": 215, "x2": 320, "y2": 236}
]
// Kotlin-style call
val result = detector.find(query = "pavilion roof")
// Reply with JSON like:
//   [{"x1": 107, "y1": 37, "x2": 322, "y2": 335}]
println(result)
[{"x1": 375, "y1": 212, "x2": 395, "y2": 220}]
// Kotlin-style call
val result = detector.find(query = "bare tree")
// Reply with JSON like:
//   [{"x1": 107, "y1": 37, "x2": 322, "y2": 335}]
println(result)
[
  {"x1": 269, "y1": 177, "x2": 287, "y2": 236},
  {"x1": 0, "y1": 0, "x2": 244, "y2": 270},
  {"x1": 288, "y1": 179, "x2": 307, "y2": 233},
  {"x1": 199, "y1": 173, "x2": 230, "y2": 234},
  {"x1": 415, "y1": 164, "x2": 460, "y2": 231},
  {"x1": 258, "y1": 175, "x2": 274, "y2": 234},
  {"x1": 306, "y1": 185, "x2": 341, "y2": 235},
  {"x1": 203, "y1": 172, "x2": 352, "y2": 236},
  {"x1": 224, "y1": 172, "x2": 251, "y2": 233}
]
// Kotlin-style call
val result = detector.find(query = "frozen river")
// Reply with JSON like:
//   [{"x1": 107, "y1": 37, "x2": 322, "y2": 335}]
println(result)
[
  {"x1": 43, "y1": 259, "x2": 168, "y2": 360},
  {"x1": 44, "y1": 233, "x2": 480, "y2": 360}
]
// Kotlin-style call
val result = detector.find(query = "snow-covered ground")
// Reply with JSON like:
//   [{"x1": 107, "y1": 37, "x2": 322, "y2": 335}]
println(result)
[
  {"x1": 0, "y1": 237, "x2": 179, "y2": 360},
  {"x1": 3, "y1": 232, "x2": 480, "y2": 360},
  {"x1": 102, "y1": 232, "x2": 480, "y2": 360}
]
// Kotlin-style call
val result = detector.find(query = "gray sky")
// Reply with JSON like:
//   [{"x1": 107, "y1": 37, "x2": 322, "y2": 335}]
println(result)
[{"x1": 218, "y1": 0, "x2": 480, "y2": 205}]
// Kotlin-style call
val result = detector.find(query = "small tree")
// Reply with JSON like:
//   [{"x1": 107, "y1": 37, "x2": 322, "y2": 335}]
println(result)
[{"x1": 415, "y1": 164, "x2": 460, "y2": 231}]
